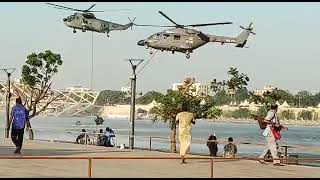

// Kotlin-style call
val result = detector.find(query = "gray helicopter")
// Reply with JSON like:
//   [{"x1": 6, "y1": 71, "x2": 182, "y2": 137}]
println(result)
[
  {"x1": 47, "y1": 3, "x2": 135, "y2": 37},
  {"x1": 136, "y1": 11, "x2": 255, "y2": 59}
]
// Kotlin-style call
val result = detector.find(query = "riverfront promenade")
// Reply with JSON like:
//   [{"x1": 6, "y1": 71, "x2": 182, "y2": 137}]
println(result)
[{"x1": 0, "y1": 138, "x2": 319, "y2": 178}]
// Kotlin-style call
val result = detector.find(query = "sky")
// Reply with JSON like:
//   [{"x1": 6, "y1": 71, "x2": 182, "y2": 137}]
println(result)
[{"x1": 0, "y1": 2, "x2": 320, "y2": 94}]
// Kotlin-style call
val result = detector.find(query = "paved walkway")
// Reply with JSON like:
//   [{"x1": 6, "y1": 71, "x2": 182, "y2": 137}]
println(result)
[{"x1": 0, "y1": 138, "x2": 319, "y2": 178}]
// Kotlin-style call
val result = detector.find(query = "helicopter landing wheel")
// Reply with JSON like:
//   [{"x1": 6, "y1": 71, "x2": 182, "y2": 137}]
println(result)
[
  {"x1": 161, "y1": 49, "x2": 164, "y2": 52},
  {"x1": 107, "y1": 34, "x2": 110, "y2": 37},
  {"x1": 149, "y1": 51, "x2": 153, "y2": 54},
  {"x1": 82, "y1": 29, "x2": 86, "y2": 32},
  {"x1": 172, "y1": 51, "x2": 175, "y2": 54},
  {"x1": 186, "y1": 54, "x2": 190, "y2": 59},
  {"x1": 73, "y1": 29, "x2": 76, "y2": 33}
]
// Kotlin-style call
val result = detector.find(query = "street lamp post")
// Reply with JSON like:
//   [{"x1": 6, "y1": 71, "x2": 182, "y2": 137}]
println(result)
[
  {"x1": 125, "y1": 59, "x2": 144, "y2": 149},
  {"x1": 1, "y1": 68, "x2": 15, "y2": 138}
]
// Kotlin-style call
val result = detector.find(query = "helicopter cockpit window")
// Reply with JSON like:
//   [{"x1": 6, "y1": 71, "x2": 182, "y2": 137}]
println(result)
[
  {"x1": 68, "y1": 16, "x2": 75, "y2": 22},
  {"x1": 83, "y1": 14, "x2": 95, "y2": 19},
  {"x1": 163, "y1": 34, "x2": 170, "y2": 39},
  {"x1": 174, "y1": 35, "x2": 180, "y2": 40}
]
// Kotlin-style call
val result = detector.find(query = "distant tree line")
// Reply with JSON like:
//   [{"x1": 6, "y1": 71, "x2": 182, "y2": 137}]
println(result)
[{"x1": 95, "y1": 88, "x2": 320, "y2": 108}]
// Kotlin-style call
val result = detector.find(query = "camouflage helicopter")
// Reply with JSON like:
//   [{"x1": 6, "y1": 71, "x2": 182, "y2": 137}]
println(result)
[
  {"x1": 136, "y1": 11, "x2": 255, "y2": 59},
  {"x1": 47, "y1": 3, "x2": 135, "y2": 37}
]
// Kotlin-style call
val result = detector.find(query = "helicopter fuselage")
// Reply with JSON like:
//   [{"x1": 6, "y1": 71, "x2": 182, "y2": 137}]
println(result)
[
  {"x1": 137, "y1": 28, "x2": 209, "y2": 53},
  {"x1": 63, "y1": 13, "x2": 132, "y2": 35}
]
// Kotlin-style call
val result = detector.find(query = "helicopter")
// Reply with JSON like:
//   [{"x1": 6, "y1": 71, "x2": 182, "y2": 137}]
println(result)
[
  {"x1": 135, "y1": 11, "x2": 255, "y2": 59},
  {"x1": 47, "y1": 3, "x2": 135, "y2": 37}
]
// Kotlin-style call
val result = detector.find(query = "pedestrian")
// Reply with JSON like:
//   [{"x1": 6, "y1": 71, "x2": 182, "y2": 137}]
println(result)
[
  {"x1": 223, "y1": 137, "x2": 237, "y2": 158},
  {"x1": 76, "y1": 129, "x2": 90, "y2": 145},
  {"x1": 207, "y1": 134, "x2": 218, "y2": 157},
  {"x1": 104, "y1": 127, "x2": 115, "y2": 147},
  {"x1": 258, "y1": 104, "x2": 287, "y2": 166},
  {"x1": 10, "y1": 97, "x2": 29, "y2": 154},
  {"x1": 96, "y1": 129, "x2": 104, "y2": 146},
  {"x1": 175, "y1": 104, "x2": 195, "y2": 164}
]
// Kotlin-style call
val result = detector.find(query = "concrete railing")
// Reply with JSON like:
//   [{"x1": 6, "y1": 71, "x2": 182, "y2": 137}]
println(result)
[{"x1": 0, "y1": 156, "x2": 319, "y2": 178}]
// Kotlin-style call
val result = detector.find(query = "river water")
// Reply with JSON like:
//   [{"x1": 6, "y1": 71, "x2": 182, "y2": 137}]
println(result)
[{"x1": 0, "y1": 116, "x2": 319, "y2": 166}]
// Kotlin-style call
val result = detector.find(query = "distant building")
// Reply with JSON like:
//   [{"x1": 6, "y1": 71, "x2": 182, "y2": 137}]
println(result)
[
  {"x1": 65, "y1": 86, "x2": 91, "y2": 92},
  {"x1": 172, "y1": 78, "x2": 209, "y2": 97},
  {"x1": 121, "y1": 86, "x2": 131, "y2": 93},
  {"x1": 253, "y1": 85, "x2": 276, "y2": 96}
]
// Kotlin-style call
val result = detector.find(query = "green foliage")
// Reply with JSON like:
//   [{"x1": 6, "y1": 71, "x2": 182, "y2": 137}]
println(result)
[
  {"x1": 222, "y1": 108, "x2": 252, "y2": 119},
  {"x1": 136, "y1": 91, "x2": 164, "y2": 104},
  {"x1": 21, "y1": 50, "x2": 62, "y2": 87},
  {"x1": 298, "y1": 110, "x2": 313, "y2": 121},
  {"x1": 94, "y1": 116, "x2": 104, "y2": 125},
  {"x1": 211, "y1": 67, "x2": 249, "y2": 93},
  {"x1": 206, "y1": 107, "x2": 222, "y2": 119},
  {"x1": 212, "y1": 90, "x2": 233, "y2": 105},
  {"x1": 95, "y1": 90, "x2": 130, "y2": 105},
  {"x1": 279, "y1": 110, "x2": 295, "y2": 120}
]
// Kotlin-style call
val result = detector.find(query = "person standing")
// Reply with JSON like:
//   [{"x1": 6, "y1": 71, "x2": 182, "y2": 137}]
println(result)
[
  {"x1": 223, "y1": 137, "x2": 237, "y2": 158},
  {"x1": 176, "y1": 104, "x2": 195, "y2": 164},
  {"x1": 258, "y1": 104, "x2": 287, "y2": 166},
  {"x1": 207, "y1": 134, "x2": 218, "y2": 157},
  {"x1": 10, "y1": 97, "x2": 29, "y2": 154}
]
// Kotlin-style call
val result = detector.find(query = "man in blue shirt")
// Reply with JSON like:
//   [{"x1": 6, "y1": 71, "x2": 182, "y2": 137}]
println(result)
[{"x1": 10, "y1": 97, "x2": 29, "y2": 154}]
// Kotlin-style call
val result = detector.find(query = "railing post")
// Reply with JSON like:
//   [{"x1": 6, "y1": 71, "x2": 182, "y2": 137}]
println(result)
[
  {"x1": 210, "y1": 159, "x2": 214, "y2": 178},
  {"x1": 149, "y1": 137, "x2": 152, "y2": 151},
  {"x1": 88, "y1": 158, "x2": 92, "y2": 178}
]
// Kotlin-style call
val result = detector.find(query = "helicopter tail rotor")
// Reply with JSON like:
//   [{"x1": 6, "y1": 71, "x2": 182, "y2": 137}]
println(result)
[
  {"x1": 128, "y1": 17, "x2": 136, "y2": 30},
  {"x1": 235, "y1": 22, "x2": 255, "y2": 48},
  {"x1": 239, "y1": 22, "x2": 255, "y2": 35}
]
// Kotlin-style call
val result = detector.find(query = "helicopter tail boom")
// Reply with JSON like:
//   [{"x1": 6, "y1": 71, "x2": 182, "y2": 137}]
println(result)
[
  {"x1": 235, "y1": 22, "x2": 255, "y2": 48},
  {"x1": 123, "y1": 17, "x2": 136, "y2": 30}
]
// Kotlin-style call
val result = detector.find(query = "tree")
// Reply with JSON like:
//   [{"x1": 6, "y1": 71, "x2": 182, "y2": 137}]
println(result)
[
  {"x1": 95, "y1": 90, "x2": 130, "y2": 105},
  {"x1": 16, "y1": 50, "x2": 63, "y2": 140},
  {"x1": 149, "y1": 90, "x2": 219, "y2": 152},
  {"x1": 136, "y1": 91, "x2": 164, "y2": 104},
  {"x1": 149, "y1": 68, "x2": 248, "y2": 153},
  {"x1": 94, "y1": 115, "x2": 104, "y2": 125},
  {"x1": 211, "y1": 67, "x2": 250, "y2": 97}
]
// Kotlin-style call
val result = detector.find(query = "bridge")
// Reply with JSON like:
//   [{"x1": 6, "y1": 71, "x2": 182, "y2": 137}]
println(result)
[{"x1": 0, "y1": 80, "x2": 101, "y2": 117}]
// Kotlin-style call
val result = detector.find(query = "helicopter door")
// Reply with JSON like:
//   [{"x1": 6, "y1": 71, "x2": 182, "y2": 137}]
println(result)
[{"x1": 185, "y1": 37, "x2": 194, "y2": 47}]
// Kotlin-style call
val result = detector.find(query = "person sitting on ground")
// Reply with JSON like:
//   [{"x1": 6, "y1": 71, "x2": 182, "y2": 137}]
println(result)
[
  {"x1": 104, "y1": 127, "x2": 115, "y2": 147},
  {"x1": 96, "y1": 129, "x2": 105, "y2": 146},
  {"x1": 207, "y1": 134, "x2": 218, "y2": 157},
  {"x1": 76, "y1": 129, "x2": 90, "y2": 145},
  {"x1": 223, "y1": 137, "x2": 237, "y2": 158}
]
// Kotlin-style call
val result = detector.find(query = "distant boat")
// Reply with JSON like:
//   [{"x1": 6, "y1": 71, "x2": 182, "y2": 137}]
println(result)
[{"x1": 75, "y1": 120, "x2": 81, "y2": 126}]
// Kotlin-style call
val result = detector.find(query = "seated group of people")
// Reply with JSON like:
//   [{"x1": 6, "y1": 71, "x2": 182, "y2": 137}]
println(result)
[
  {"x1": 207, "y1": 135, "x2": 238, "y2": 158},
  {"x1": 76, "y1": 127, "x2": 115, "y2": 147}
]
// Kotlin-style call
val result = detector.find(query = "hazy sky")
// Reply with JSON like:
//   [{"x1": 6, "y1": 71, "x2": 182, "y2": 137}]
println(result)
[{"x1": 0, "y1": 2, "x2": 319, "y2": 94}]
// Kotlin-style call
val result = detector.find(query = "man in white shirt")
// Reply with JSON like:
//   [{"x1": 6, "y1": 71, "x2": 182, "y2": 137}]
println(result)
[{"x1": 258, "y1": 104, "x2": 287, "y2": 166}]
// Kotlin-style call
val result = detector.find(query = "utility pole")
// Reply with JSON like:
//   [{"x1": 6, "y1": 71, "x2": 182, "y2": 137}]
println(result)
[
  {"x1": 125, "y1": 59, "x2": 143, "y2": 149},
  {"x1": 1, "y1": 68, "x2": 15, "y2": 138}
]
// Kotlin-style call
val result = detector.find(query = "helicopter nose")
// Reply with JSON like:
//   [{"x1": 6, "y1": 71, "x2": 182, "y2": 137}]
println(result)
[
  {"x1": 63, "y1": 18, "x2": 67, "y2": 22},
  {"x1": 137, "y1": 40, "x2": 145, "y2": 46}
]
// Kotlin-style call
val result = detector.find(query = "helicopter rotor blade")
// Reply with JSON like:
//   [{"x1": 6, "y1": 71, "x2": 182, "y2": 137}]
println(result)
[
  {"x1": 46, "y1": 3, "x2": 83, "y2": 12},
  {"x1": 88, "y1": 9, "x2": 133, "y2": 13},
  {"x1": 133, "y1": 24, "x2": 176, "y2": 27},
  {"x1": 184, "y1": 22, "x2": 233, "y2": 27},
  {"x1": 86, "y1": 4, "x2": 96, "y2": 11},
  {"x1": 158, "y1": 11, "x2": 181, "y2": 27}
]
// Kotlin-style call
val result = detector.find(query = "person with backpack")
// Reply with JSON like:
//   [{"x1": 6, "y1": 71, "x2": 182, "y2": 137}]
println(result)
[
  {"x1": 10, "y1": 97, "x2": 29, "y2": 154},
  {"x1": 223, "y1": 137, "x2": 237, "y2": 158},
  {"x1": 258, "y1": 104, "x2": 288, "y2": 166}
]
